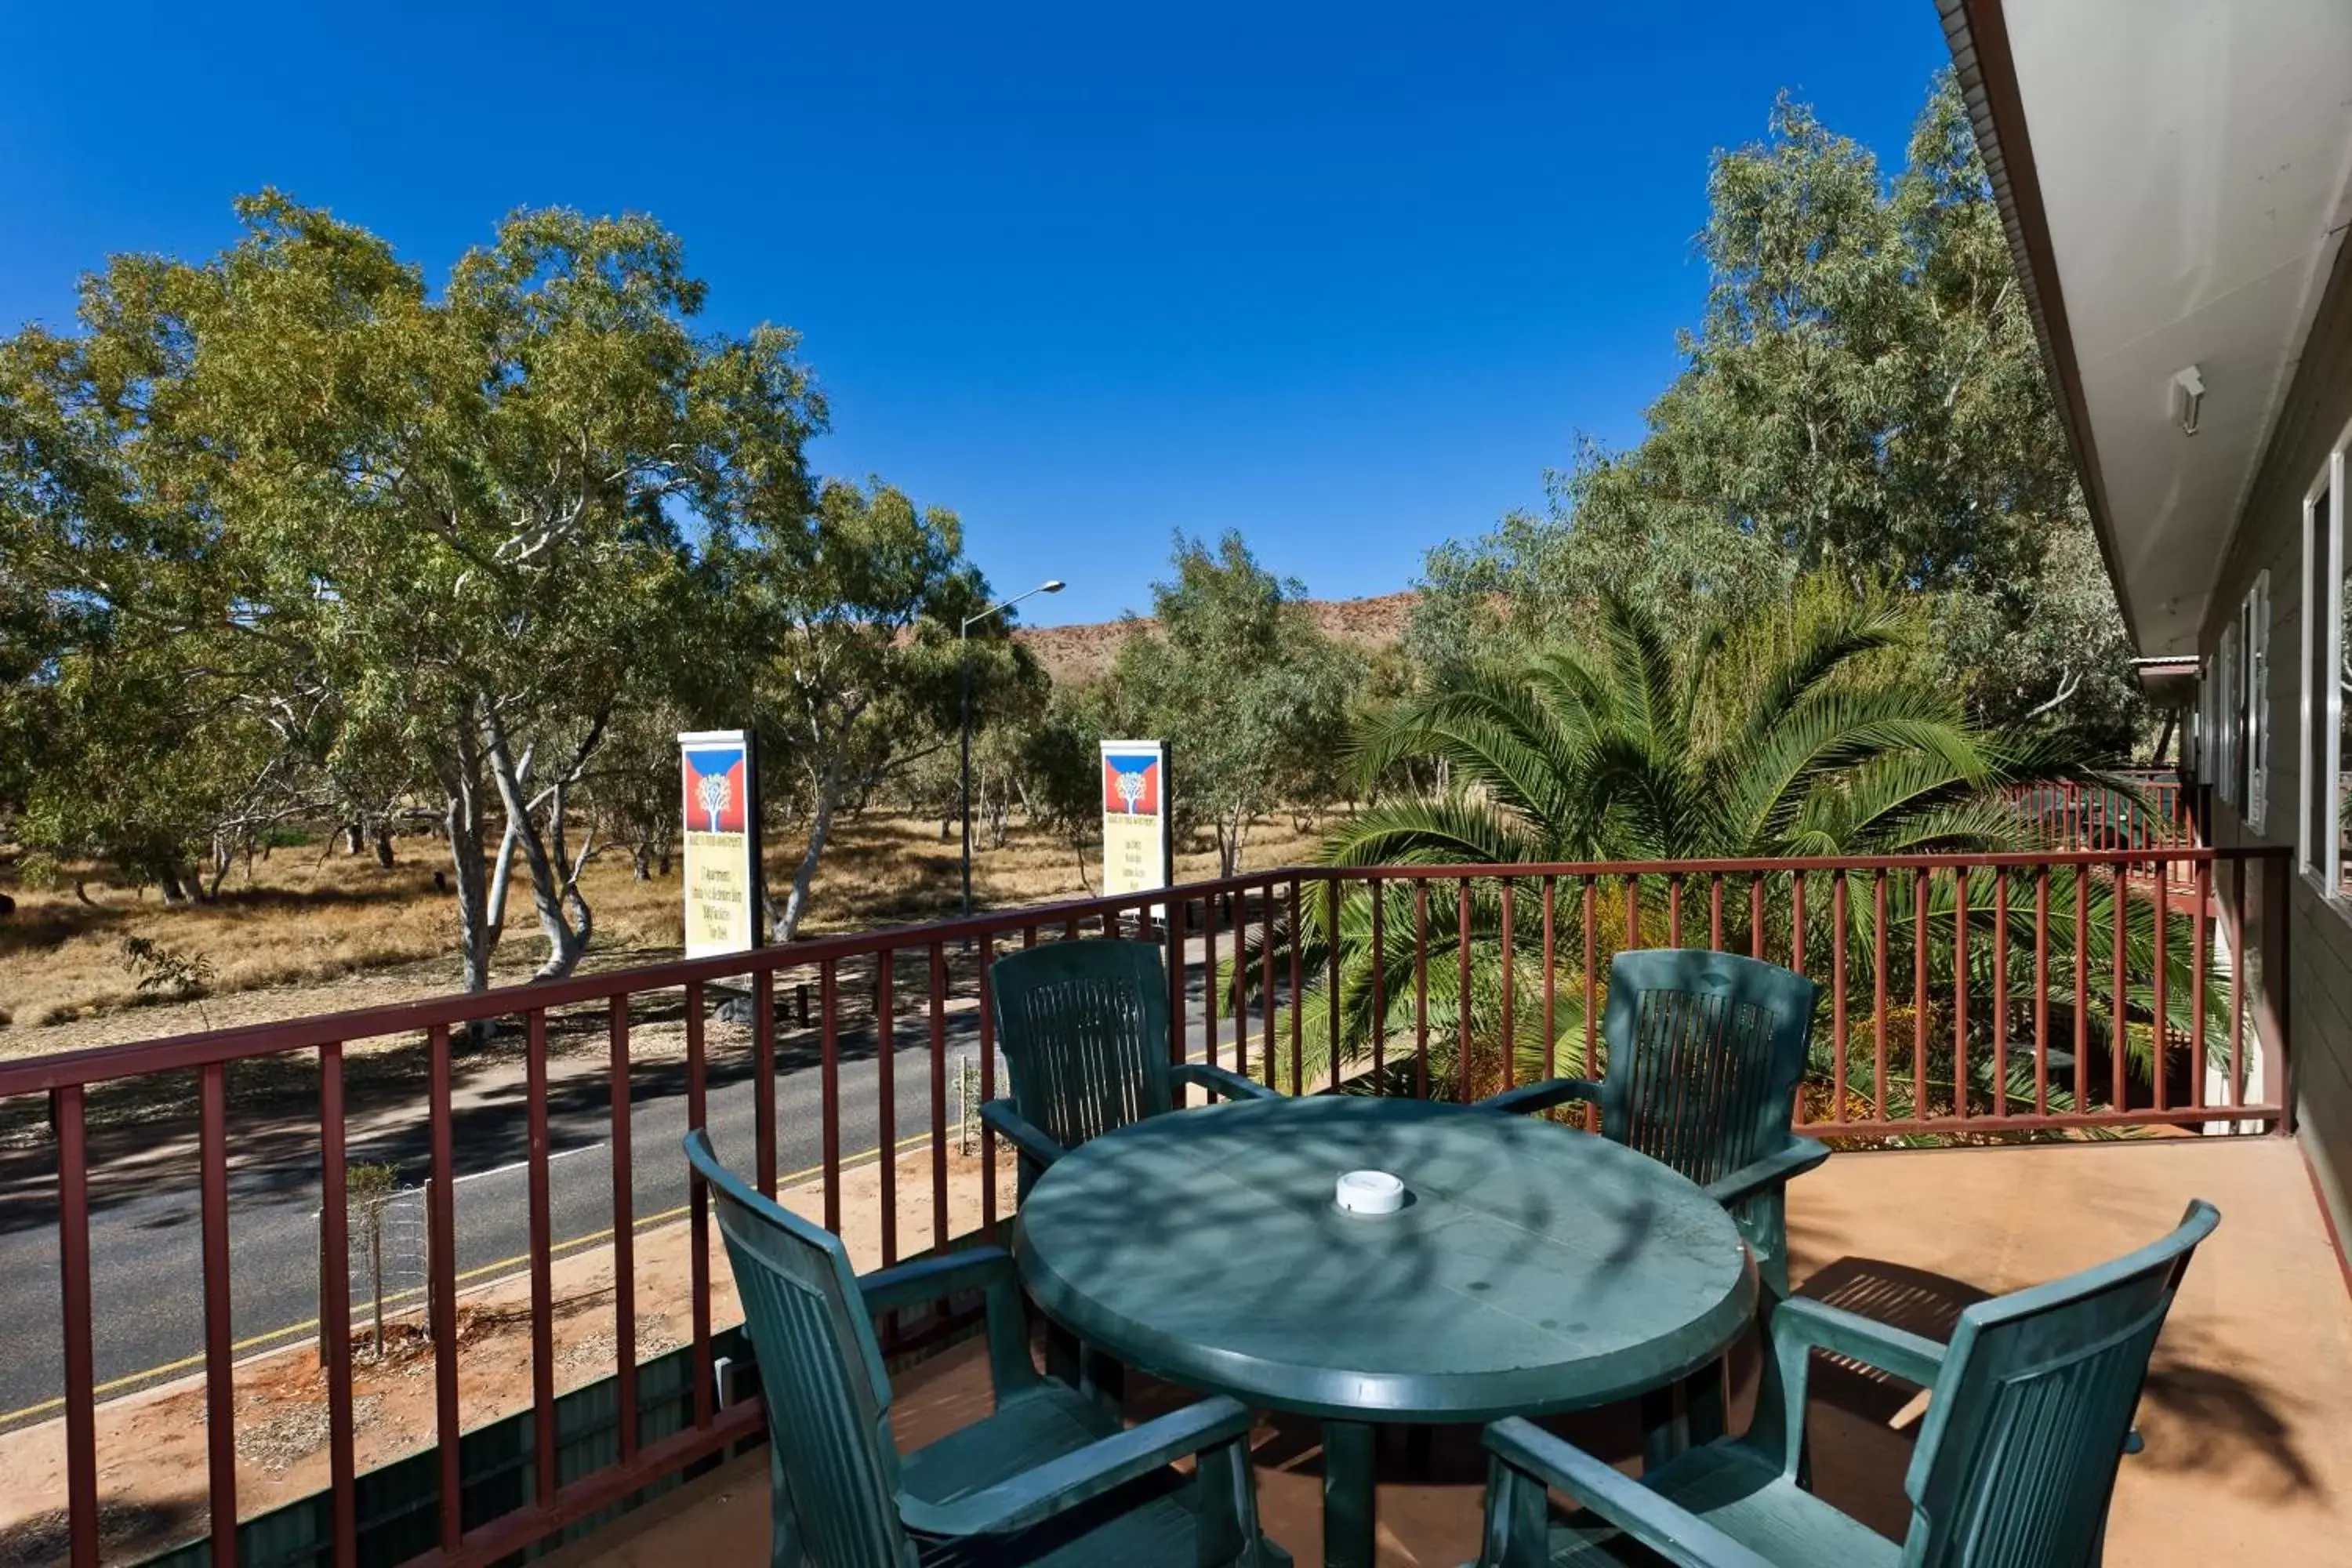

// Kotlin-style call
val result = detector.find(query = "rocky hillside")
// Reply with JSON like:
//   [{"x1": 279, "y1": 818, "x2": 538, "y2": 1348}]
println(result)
[{"x1": 1014, "y1": 591, "x2": 1417, "y2": 684}]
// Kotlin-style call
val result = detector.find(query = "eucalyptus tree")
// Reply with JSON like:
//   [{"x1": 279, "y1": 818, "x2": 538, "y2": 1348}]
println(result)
[
  {"x1": 1412, "y1": 74, "x2": 2140, "y2": 750},
  {"x1": 726, "y1": 477, "x2": 1029, "y2": 941},
  {"x1": 2, "y1": 193, "x2": 822, "y2": 988},
  {"x1": 1097, "y1": 533, "x2": 1362, "y2": 877}
]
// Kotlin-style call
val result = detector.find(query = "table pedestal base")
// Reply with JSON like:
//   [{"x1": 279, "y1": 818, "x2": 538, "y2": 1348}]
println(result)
[{"x1": 1321, "y1": 1420, "x2": 1376, "y2": 1568}]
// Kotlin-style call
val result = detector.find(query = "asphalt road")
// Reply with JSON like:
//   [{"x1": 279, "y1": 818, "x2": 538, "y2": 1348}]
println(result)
[{"x1": 0, "y1": 949, "x2": 1278, "y2": 1429}]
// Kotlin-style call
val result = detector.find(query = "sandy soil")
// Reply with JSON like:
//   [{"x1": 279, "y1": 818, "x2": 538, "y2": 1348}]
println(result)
[{"x1": 0, "y1": 1139, "x2": 1018, "y2": 1568}]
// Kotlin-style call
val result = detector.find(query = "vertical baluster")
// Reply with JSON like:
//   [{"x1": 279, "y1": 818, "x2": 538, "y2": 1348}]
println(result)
[
  {"x1": 2230, "y1": 862, "x2": 2247, "y2": 1108},
  {"x1": 2074, "y1": 865, "x2": 2092, "y2": 1114},
  {"x1": 1231, "y1": 891, "x2": 1248, "y2": 1081},
  {"x1": 1204, "y1": 891, "x2": 1220, "y2": 1071},
  {"x1": 2190, "y1": 862, "x2": 2209, "y2": 1111},
  {"x1": 978, "y1": 933, "x2": 998, "y2": 1225},
  {"x1": 2034, "y1": 868, "x2": 2052, "y2": 1117},
  {"x1": 878, "y1": 950, "x2": 898, "y2": 1269},
  {"x1": 1749, "y1": 875, "x2": 1766, "y2": 960},
  {"x1": 525, "y1": 1011, "x2": 557, "y2": 1504},
  {"x1": 1500, "y1": 880, "x2": 1517, "y2": 1090},
  {"x1": 1991, "y1": 875, "x2": 2009, "y2": 1119},
  {"x1": 1415, "y1": 880, "x2": 1432, "y2": 1101},
  {"x1": 1582, "y1": 877, "x2": 1599, "y2": 1133},
  {"x1": 1791, "y1": 872, "x2": 1806, "y2": 978},
  {"x1": 1327, "y1": 878, "x2": 1343, "y2": 1090},
  {"x1": 1665, "y1": 874, "x2": 1682, "y2": 949},
  {"x1": 1624, "y1": 873, "x2": 1641, "y2": 949},
  {"x1": 2112, "y1": 857, "x2": 2129, "y2": 1112},
  {"x1": 819, "y1": 962, "x2": 841, "y2": 1232},
  {"x1": 608, "y1": 997, "x2": 637, "y2": 1464},
  {"x1": 1541, "y1": 877, "x2": 1558, "y2": 1081},
  {"x1": 318, "y1": 1043, "x2": 358, "y2": 1563},
  {"x1": 1952, "y1": 873, "x2": 1969, "y2": 1120},
  {"x1": 200, "y1": 1061, "x2": 238, "y2": 1567},
  {"x1": 1708, "y1": 874, "x2": 1724, "y2": 952},
  {"x1": 1831, "y1": 872, "x2": 1849, "y2": 1123},
  {"x1": 1369, "y1": 878, "x2": 1387, "y2": 1092},
  {"x1": 2154, "y1": 865, "x2": 2170, "y2": 1113},
  {"x1": 687, "y1": 982, "x2": 713, "y2": 1428},
  {"x1": 1262, "y1": 881, "x2": 1279, "y2": 1090},
  {"x1": 1913, "y1": 871, "x2": 1930, "y2": 1119},
  {"x1": 427, "y1": 1024, "x2": 462, "y2": 1549},
  {"x1": 1457, "y1": 878, "x2": 1475, "y2": 1101},
  {"x1": 930, "y1": 942, "x2": 950, "y2": 1248},
  {"x1": 753, "y1": 971, "x2": 777, "y2": 1197},
  {"x1": 1290, "y1": 880, "x2": 1305, "y2": 1096},
  {"x1": 1874, "y1": 869, "x2": 1889, "y2": 1123},
  {"x1": 53, "y1": 1085, "x2": 98, "y2": 1568},
  {"x1": 1169, "y1": 898, "x2": 1189, "y2": 1071}
]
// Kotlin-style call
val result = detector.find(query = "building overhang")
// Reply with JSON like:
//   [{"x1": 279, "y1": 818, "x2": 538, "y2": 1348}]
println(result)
[{"x1": 1939, "y1": 0, "x2": 2352, "y2": 656}]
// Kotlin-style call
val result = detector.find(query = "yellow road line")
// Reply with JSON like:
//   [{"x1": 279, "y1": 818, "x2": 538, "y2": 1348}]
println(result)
[{"x1": 0, "y1": 1129, "x2": 935, "y2": 1429}]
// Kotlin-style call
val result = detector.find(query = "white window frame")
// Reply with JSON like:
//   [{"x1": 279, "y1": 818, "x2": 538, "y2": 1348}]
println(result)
[
  {"x1": 2299, "y1": 419, "x2": 2352, "y2": 895},
  {"x1": 2245, "y1": 572, "x2": 2270, "y2": 833},
  {"x1": 2217, "y1": 622, "x2": 2241, "y2": 809}
]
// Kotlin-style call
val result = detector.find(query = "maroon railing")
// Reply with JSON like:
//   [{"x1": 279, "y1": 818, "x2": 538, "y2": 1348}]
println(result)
[{"x1": 0, "y1": 844, "x2": 2291, "y2": 1568}]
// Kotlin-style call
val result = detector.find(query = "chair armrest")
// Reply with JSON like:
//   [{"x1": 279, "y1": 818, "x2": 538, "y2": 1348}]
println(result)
[
  {"x1": 1475, "y1": 1077, "x2": 1602, "y2": 1117},
  {"x1": 1750, "y1": 1294, "x2": 1948, "y2": 1477},
  {"x1": 858, "y1": 1246, "x2": 1015, "y2": 1313},
  {"x1": 859, "y1": 1245, "x2": 1038, "y2": 1397},
  {"x1": 978, "y1": 1098, "x2": 1069, "y2": 1171},
  {"x1": 898, "y1": 1395, "x2": 1256, "y2": 1539},
  {"x1": 1173, "y1": 1062, "x2": 1283, "y2": 1102},
  {"x1": 1700, "y1": 1135, "x2": 1830, "y2": 1210},
  {"x1": 1481, "y1": 1418, "x2": 1780, "y2": 1568}
]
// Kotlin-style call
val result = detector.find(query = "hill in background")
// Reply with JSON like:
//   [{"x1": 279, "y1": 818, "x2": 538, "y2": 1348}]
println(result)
[{"x1": 1014, "y1": 590, "x2": 1417, "y2": 684}]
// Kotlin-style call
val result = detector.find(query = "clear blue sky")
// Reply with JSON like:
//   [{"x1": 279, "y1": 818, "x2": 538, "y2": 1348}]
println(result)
[{"x1": 1, "y1": 2, "x2": 1950, "y2": 626}]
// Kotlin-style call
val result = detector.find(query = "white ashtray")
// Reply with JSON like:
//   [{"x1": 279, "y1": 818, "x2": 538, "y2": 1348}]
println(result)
[{"x1": 1335, "y1": 1170, "x2": 1406, "y2": 1215}]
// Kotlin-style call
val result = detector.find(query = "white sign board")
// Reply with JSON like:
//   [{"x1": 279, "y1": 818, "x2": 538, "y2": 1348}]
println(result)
[
  {"x1": 1099, "y1": 739, "x2": 1171, "y2": 899},
  {"x1": 679, "y1": 729, "x2": 761, "y2": 958}
]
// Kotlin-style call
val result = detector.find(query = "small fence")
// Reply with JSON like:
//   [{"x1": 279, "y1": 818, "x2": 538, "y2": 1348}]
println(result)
[{"x1": 0, "y1": 841, "x2": 2292, "y2": 1568}]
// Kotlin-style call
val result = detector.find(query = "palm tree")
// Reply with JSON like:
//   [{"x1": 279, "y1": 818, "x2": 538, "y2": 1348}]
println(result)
[{"x1": 1241, "y1": 579, "x2": 2226, "y2": 1131}]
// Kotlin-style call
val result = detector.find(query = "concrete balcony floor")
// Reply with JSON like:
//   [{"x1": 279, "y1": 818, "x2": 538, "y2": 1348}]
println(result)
[{"x1": 554, "y1": 1135, "x2": 2352, "y2": 1566}]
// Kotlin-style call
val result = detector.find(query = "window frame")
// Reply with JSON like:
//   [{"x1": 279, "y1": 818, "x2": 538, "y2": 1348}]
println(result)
[
  {"x1": 2218, "y1": 620, "x2": 2241, "y2": 809},
  {"x1": 2299, "y1": 419, "x2": 2351, "y2": 895}
]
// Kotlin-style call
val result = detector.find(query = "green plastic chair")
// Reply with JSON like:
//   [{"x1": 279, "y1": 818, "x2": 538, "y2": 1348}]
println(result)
[
  {"x1": 1479, "y1": 949, "x2": 1827, "y2": 1301},
  {"x1": 1470, "y1": 1199, "x2": 2221, "y2": 1568},
  {"x1": 683, "y1": 1129, "x2": 1289, "y2": 1567},
  {"x1": 982, "y1": 938, "x2": 1279, "y2": 1203}
]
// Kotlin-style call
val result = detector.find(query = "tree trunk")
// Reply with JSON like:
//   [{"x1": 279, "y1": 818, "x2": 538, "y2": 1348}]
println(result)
[
  {"x1": 445, "y1": 780, "x2": 497, "y2": 996},
  {"x1": 481, "y1": 706, "x2": 600, "y2": 982},
  {"x1": 770, "y1": 764, "x2": 842, "y2": 944},
  {"x1": 373, "y1": 828, "x2": 396, "y2": 868},
  {"x1": 631, "y1": 840, "x2": 652, "y2": 880},
  {"x1": 342, "y1": 822, "x2": 363, "y2": 856}
]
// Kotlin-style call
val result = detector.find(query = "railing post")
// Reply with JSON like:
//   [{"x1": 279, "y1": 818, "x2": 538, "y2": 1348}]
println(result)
[{"x1": 2260, "y1": 850, "x2": 2296, "y2": 1135}]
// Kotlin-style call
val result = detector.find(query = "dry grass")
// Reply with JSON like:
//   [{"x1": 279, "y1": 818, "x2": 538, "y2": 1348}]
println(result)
[{"x1": 0, "y1": 811, "x2": 1330, "y2": 1047}]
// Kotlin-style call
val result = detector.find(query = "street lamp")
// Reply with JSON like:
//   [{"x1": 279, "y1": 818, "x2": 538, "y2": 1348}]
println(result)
[{"x1": 962, "y1": 579, "x2": 1065, "y2": 916}]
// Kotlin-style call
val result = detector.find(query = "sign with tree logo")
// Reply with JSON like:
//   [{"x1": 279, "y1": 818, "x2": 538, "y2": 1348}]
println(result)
[
  {"x1": 1100, "y1": 740, "x2": 1171, "y2": 900},
  {"x1": 680, "y1": 730, "x2": 763, "y2": 957}
]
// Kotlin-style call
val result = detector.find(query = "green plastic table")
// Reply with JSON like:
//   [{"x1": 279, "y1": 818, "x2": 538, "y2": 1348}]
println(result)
[{"x1": 1012, "y1": 1094, "x2": 1757, "y2": 1568}]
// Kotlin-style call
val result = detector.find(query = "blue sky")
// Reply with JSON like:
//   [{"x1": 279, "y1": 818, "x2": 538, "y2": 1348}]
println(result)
[{"x1": 1, "y1": 2, "x2": 1950, "y2": 626}]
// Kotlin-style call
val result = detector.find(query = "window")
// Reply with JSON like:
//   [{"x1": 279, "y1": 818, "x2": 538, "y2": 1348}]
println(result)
[
  {"x1": 2301, "y1": 430, "x2": 2350, "y2": 895},
  {"x1": 2244, "y1": 572, "x2": 2270, "y2": 833},
  {"x1": 2217, "y1": 622, "x2": 2240, "y2": 809}
]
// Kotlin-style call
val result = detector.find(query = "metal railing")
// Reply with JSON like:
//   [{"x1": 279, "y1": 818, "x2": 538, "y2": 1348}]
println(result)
[{"x1": 0, "y1": 843, "x2": 2292, "y2": 1568}]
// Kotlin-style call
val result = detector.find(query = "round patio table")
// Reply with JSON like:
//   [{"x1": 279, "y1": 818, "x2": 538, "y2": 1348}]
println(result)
[{"x1": 1013, "y1": 1094, "x2": 1756, "y2": 1568}]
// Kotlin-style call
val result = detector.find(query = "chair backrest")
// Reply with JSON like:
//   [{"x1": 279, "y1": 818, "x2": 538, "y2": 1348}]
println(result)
[
  {"x1": 988, "y1": 938, "x2": 1177, "y2": 1153},
  {"x1": 1597, "y1": 948, "x2": 1817, "y2": 1186},
  {"x1": 1903, "y1": 1200, "x2": 2220, "y2": 1568},
  {"x1": 682, "y1": 1129, "x2": 910, "y2": 1568}
]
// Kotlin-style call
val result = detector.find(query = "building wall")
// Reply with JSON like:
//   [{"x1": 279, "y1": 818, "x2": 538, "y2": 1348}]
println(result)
[{"x1": 2198, "y1": 230, "x2": 2352, "y2": 1247}]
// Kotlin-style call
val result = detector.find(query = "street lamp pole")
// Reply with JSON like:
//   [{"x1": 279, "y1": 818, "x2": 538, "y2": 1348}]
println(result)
[{"x1": 961, "y1": 578, "x2": 1064, "y2": 916}]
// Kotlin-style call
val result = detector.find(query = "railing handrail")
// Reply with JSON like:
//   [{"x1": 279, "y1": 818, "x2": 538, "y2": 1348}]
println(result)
[{"x1": 0, "y1": 844, "x2": 2281, "y2": 1098}]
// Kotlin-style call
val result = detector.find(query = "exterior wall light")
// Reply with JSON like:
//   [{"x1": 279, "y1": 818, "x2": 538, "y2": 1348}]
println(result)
[{"x1": 2172, "y1": 365, "x2": 2205, "y2": 436}]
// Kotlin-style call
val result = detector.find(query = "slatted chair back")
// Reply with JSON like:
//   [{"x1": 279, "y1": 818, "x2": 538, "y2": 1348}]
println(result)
[
  {"x1": 683, "y1": 1129, "x2": 911, "y2": 1568},
  {"x1": 1599, "y1": 948, "x2": 1817, "y2": 1181},
  {"x1": 1901, "y1": 1199, "x2": 2219, "y2": 1568},
  {"x1": 988, "y1": 938, "x2": 1177, "y2": 1162}
]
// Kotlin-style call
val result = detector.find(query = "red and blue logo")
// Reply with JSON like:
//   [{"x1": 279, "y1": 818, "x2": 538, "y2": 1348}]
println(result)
[
  {"x1": 1102, "y1": 752, "x2": 1160, "y2": 815},
  {"x1": 683, "y1": 747, "x2": 747, "y2": 833}
]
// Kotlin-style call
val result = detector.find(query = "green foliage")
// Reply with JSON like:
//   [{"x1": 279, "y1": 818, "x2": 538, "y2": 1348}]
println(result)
[
  {"x1": 1098, "y1": 533, "x2": 1362, "y2": 875},
  {"x1": 1413, "y1": 74, "x2": 2143, "y2": 752},
  {"x1": 118, "y1": 935, "x2": 216, "y2": 1027},
  {"x1": 1251, "y1": 579, "x2": 2218, "y2": 1109}
]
